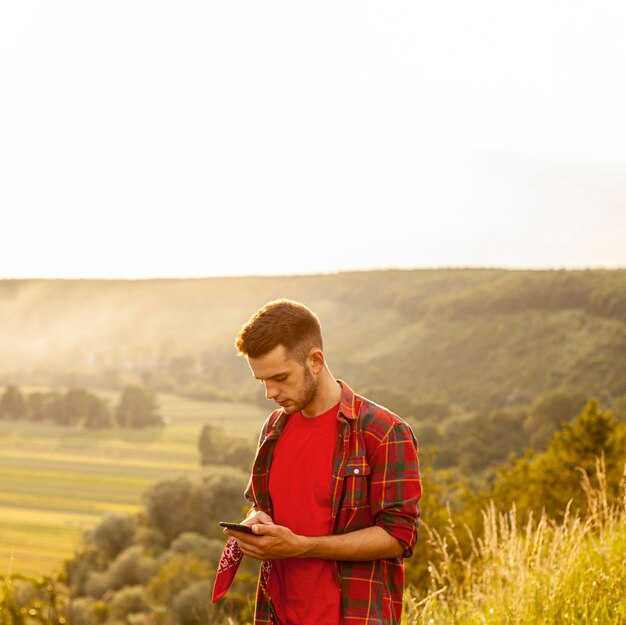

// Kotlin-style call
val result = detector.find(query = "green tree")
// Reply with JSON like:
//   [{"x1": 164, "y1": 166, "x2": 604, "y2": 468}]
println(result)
[
  {"x1": 91, "y1": 513, "x2": 138, "y2": 559},
  {"x1": 116, "y1": 385, "x2": 163, "y2": 428},
  {"x1": 58, "y1": 389, "x2": 113, "y2": 428},
  {"x1": 83, "y1": 396, "x2": 114, "y2": 429},
  {"x1": 143, "y1": 477, "x2": 198, "y2": 543},
  {"x1": 198, "y1": 424, "x2": 255, "y2": 470},
  {"x1": 169, "y1": 532, "x2": 224, "y2": 563},
  {"x1": 26, "y1": 391, "x2": 62, "y2": 422},
  {"x1": 523, "y1": 385, "x2": 589, "y2": 449},
  {"x1": 221, "y1": 440, "x2": 255, "y2": 470},
  {"x1": 106, "y1": 545, "x2": 156, "y2": 591},
  {"x1": 0, "y1": 385, "x2": 27, "y2": 419},
  {"x1": 198, "y1": 424, "x2": 223, "y2": 466},
  {"x1": 143, "y1": 473, "x2": 248, "y2": 543},
  {"x1": 491, "y1": 399, "x2": 626, "y2": 519},
  {"x1": 199, "y1": 472, "x2": 250, "y2": 532}
]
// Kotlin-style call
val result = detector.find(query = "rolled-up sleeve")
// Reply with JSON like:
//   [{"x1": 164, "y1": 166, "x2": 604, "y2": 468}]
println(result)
[{"x1": 369, "y1": 421, "x2": 421, "y2": 557}]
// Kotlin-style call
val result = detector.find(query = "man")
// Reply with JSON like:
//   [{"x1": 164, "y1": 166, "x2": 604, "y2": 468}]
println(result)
[{"x1": 213, "y1": 299, "x2": 421, "y2": 625}]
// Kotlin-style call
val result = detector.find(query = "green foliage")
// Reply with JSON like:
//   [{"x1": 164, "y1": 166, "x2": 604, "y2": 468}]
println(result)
[
  {"x1": 491, "y1": 399, "x2": 626, "y2": 519},
  {"x1": 134, "y1": 528, "x2": 167, "y2": 556},
  {"x1": 91, "y1": 514, "x2": 138, "y2": 560},
  {"x1": 434, "y1": 406, "x2": 527, "y2": 472},
  {"x1": 142, "y1": 478, "x2": 198, "y2": 543},
  {"x1": 58, "y1": 389, "x2": 113, "y2": 428},
  {"x1": 198, "y1": 424, "x2": 254, "y2": 470},
  {"x1": 25, "y1": 391, "x2": 63, "y2": 422},
  {"x1": 0, "y1": 575, "x2": 67, "y2": 625},
  {"x1": 523, "y1": 385, "x2": 589, "y2": 449},
  {"x1": 168, "y1": 533, "x2": 224, "y2": 563},
  {"x1": 142, "y1": 472, "x2": 247, "y2": 543},
  {"x1": 106, "y1": 546, "x2": 157, "y2": 592},
  {"x1": 0, "y1": 386, "x2": 26, "y2": 419},
  {"x1": 65, "y1": 546, "x2": 108, "y2": 598},
  {"x1": 81, "y1": 546, "x2": 156, "y2": 602},
  {"x1": 116, "y1": 386, "x2": 163, "y2": 428},
  {"x1": 197, "y1": 424, "x2": 220, "y2": 465},
  {"x1": 406, "y1": 470, "x2": 626, "y2": 625},
  {"x1": 107, "y1": 586, "x2": 150, "y2": 623},
  {"x1": 147, "y1": 553, "x2": 214, "y2": 606},
  {"x1": 613, "y1": 392, "x2": 626, "y2": 422},
  {"x1": 57, "y1": 466, "x2": 256, "y2": 623},
  {"x1": 66, "y1": 596, "x2": 103, "y2": 625},
  {"x1": 170, "y1": 581, "x2": 211, "y2": 625},
  {"x1": 2, "y1": 386, "x2": 113, "y2": 428}
]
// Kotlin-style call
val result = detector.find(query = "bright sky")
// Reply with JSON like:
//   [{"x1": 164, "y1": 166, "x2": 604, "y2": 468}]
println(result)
[{"x1": 1, "y1": 1, "x2": 625, "y2": 279}]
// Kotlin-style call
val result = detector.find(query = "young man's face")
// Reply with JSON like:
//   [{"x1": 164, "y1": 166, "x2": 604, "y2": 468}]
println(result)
[{"x1": 247, "y1": 344, "x2": 319, "y2": 415}]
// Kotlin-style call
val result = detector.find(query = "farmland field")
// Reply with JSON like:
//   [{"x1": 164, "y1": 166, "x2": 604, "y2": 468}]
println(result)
[{"x1": 0, "y1": 393, "x2": 266, "y2": 578}]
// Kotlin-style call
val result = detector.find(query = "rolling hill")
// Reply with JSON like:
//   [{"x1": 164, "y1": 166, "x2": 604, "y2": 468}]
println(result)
[{"x1": 2, "y1": 268, "x2": 626, "y2": 414}]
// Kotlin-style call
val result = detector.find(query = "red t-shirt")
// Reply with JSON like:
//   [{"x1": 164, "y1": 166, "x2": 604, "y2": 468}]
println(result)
[{"x1": 268, "y1": 403, "x2": 342, "y2": 625}]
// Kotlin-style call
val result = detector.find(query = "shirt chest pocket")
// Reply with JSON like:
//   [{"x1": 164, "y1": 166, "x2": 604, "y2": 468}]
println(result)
[{"x1": 341, "y1": 457, "x2": 371, "y2": 508}]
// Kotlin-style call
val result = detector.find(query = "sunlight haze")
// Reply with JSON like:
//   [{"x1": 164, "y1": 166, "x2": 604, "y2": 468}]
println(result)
[{"x1": 1, "y1": 1, "x2": 625, "y2": 278}]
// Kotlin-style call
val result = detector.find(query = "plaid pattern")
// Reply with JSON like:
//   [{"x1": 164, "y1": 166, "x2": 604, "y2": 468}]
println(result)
[{"x1": 241, "y1": 380, "x2": 421, "y2": 625}]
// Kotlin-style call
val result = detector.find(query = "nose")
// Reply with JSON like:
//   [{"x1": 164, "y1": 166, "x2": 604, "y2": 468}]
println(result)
[{"x1": 264, "y1": 381, "x2": 279, "y2": 400}]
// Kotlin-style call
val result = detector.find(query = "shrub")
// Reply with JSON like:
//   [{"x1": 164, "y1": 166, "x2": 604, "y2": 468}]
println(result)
[
  {"x1": 170, "y1": 581, "x2": 215, "y2": 625},
  {"x1": 108, "y1": 586, "x2": 150, "y2": 623},
  {"x1": 147, "y1": 553, "x2": 214, "y2": 606},
  {"x1": 107, "y1": 546, "x2": 156, "y2": 591},
  {"x1": 169, "y1": 532, "x2": 224, "y2": 563},
  {"x1": 92, "y1": 514, "x2": 138, "y2": 560}
]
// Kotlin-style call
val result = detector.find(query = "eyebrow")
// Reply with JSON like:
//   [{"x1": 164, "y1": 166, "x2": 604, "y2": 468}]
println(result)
[{"x1": 254, "y1": 372, "x2": 288, "y2": 381}]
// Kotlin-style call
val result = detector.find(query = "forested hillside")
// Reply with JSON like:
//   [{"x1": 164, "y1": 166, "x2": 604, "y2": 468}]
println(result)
[{"x1": 2, "y1": 269, "x2": 626, "y2": 410}]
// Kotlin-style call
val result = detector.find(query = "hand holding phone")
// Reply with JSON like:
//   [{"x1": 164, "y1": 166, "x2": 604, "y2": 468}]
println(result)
[{"x1": 219, "y1": 521, "x2": 255, "y2": 534}]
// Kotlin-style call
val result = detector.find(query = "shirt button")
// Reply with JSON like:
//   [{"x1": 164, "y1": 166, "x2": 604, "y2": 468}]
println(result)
[{"x1": 354, "y1": 468, "x2": 360, "y2": 474}]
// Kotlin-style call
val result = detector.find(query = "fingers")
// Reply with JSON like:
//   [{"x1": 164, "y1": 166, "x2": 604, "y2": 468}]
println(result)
[
  {"x1": 252, "y1": 510, "x2": 274, "y2": 524},
  {"x1": 224, "y1": 523, "x2": 278, "y2": 539},
  {"x1": 247, "y1": 510, "x2": 275, "y2": 526}
]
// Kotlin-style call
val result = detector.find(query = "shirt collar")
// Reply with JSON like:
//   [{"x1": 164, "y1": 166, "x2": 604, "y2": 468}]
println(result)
[{"x1": 337, "y1": 379, "x2": 359, "y2": 421}]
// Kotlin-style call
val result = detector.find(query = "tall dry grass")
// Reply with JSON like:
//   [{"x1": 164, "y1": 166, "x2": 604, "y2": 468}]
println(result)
[{"x1": 405, "y1": 457, "x2": 626, "y2": 625}]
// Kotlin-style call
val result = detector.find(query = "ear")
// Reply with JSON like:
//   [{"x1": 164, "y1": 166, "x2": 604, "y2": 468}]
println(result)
[{"x1": 307, "y1": 347, "x2": 325, "y2": 374}]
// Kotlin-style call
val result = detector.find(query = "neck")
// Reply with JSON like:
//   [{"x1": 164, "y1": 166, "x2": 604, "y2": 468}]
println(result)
[{"x1": 301, "y1": 368, "x2": 342, "y2": 418}]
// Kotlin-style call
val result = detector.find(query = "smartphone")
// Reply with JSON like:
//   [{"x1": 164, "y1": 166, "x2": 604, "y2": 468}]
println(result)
[{"x1": 219, "y1": 521, "x2": 255, "y2": 534}]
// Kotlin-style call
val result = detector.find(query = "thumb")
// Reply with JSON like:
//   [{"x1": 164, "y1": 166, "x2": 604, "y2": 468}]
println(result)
[{"x1": 252, "y1": 522, "x2": 278, "y2": 536}]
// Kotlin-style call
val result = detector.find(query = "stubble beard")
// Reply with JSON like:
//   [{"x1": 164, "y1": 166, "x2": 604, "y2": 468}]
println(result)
[{"x1": 287, "y1": 365, "x2": 318, "y2": 415}]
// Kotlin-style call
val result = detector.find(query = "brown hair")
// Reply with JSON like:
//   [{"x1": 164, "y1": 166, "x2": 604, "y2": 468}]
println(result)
[{"x1": 235, "y1": 299, "x2": 323, "y2": 361}]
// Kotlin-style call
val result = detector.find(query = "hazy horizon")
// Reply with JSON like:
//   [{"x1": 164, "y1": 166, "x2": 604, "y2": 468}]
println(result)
[{"x1": 2, "y1": 262, "x2": 626, "y2": 281}]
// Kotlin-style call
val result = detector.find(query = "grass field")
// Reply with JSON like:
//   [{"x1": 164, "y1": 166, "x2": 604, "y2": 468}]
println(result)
[
  {"x1": 404, "y1": 463, "x2": 626, "y2": 625},
  {"x1": 0, "y1": 393, "x2": 266, "y2": 578}
]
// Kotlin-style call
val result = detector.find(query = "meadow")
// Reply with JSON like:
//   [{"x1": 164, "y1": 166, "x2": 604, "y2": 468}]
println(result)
[
  {"x1": 0, "y1": 393, "x2": 266, "y2": 578},
  {"x1": 404, "y1": 460, "x2": 626, "y2": 625}
]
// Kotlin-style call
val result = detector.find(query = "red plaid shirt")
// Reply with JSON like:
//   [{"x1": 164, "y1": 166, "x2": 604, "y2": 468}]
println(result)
[{"x1": 245, "y1": 380, "x2": 421, "y2": 624}]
